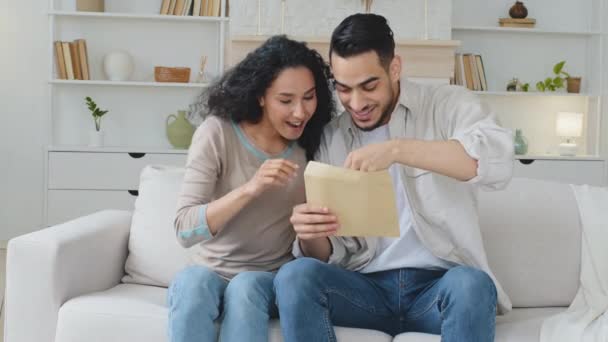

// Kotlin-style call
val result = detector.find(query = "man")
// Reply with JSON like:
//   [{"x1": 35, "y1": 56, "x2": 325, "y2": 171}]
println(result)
[{"x1": 273, "y1": 13, "x2": 514, "y2": 342}]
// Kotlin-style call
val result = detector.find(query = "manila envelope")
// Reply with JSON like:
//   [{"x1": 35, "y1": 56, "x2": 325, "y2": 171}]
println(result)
[{"x1": 304, "y1": 161, "x2": 400, "y2": 237}]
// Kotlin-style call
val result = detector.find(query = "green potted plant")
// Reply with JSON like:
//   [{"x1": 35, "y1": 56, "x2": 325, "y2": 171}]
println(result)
[
  {"x1": 85, "y1": 96, "x2": 108, "y2": 147},
  {"x1": 536, "y1": 61, "x2": 581, "y2": 93}
]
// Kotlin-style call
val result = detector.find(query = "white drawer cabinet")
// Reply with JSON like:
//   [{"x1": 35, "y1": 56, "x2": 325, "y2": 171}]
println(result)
[
  {"x1": 45, "y1": 150, "x2": 188, "y2": 225},
  {"x1": 48, "y1": 151, "x2": 187, "y2": 190},
  {"x1": 514, "y1": 158, "x2": 606, "y2": 186},
  {"x1": 47, "y1": 189, "x2": 138, "y2": 226}
]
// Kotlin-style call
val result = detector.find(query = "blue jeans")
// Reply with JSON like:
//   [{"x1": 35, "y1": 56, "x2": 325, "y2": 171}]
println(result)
[
  {"x1": 274, "y1": 258, "x2": 497, "y2": 342},
  {"x1": 167, "y1": 265, "x2": 278, "y2": 342}
]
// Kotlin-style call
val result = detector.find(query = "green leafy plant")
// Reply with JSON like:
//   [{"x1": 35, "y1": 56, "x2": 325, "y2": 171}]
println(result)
[
  {"x1": 85, "y1": 96, "x2": 108, "y2": 131},
  {"x1": 536, "y1": 61, "x2": 569, "y2": 92}
]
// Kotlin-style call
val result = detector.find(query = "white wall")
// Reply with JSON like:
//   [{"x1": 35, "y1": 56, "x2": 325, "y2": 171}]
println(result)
[
  {"x1": 0, "y1": 0, "x2": 451, "y2": 241},
  {"x1": 0, "y1": 0, "x2": 47, "y2": 241},
  {"x1": 0, "y1": 0, "x2": 606, "y2": 240},
  {"x1": 229, "y1": 0, "x2": 452, "y2": 40},
  {"x1": 602, "y1": 2, "x2": 608, "y2": 157}
]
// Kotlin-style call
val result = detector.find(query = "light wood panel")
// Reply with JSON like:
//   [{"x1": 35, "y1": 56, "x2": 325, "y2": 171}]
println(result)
[{"x1": 229, "y1": 35, "x2": 460, "y2": 79}]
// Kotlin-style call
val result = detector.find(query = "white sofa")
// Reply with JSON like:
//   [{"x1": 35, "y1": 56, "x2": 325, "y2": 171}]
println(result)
[{"x1": 5, "y1": 174, "x2": 582, "y2": 342}]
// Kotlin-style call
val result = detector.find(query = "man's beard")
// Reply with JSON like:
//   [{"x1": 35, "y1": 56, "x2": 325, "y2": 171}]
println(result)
[
  {"x1": 358, "y1": 103, "x2": 393, "y2": 132},
  {"x1": 357, "y1": 87, "x2": 397, "y2": 132}
]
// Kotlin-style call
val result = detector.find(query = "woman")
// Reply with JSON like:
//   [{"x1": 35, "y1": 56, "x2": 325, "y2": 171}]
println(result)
[{"x1": 168, "y1": 35, "x2": 334, "y2": 342}]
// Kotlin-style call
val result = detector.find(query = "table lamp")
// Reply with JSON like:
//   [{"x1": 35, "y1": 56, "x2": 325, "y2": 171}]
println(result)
[{"x1": 555, "y1": 112, "x2": 583, "y2": 156}]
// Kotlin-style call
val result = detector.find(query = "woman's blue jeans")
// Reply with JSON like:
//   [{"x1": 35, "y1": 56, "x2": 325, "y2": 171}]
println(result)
[{"x1": 167, "y1": 265, "x2": 277, "y2": 342}]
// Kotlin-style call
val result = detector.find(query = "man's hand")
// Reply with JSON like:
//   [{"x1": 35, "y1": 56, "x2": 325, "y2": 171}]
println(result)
[
  {"x1": 344, "y1": 141, "x2": 398, "y2": 171},
  {"x1": 290, "y1": 203, "x2": 339, "y2": 240}
]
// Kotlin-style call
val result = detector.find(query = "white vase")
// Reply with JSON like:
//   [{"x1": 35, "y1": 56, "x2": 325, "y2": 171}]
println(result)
[
  {"x1": 89, "y1": 130, "x2": 104, "y2": 147},
  {"x1": 103, "y1": 50, "x2": 134, "y2": 81}
]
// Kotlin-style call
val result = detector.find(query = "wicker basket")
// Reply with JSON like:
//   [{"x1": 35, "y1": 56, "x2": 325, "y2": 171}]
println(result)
[{"x1": 154, "y1": 66, "x2": 191, "y2": 83}]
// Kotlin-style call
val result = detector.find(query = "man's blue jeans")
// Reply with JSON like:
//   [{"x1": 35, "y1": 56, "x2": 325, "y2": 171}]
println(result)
[
  {"x1": 274, "y1": 258, "x2": 497, "y2": 342},
  {"x1": 167, "y1": 265, "x2": 277, "y2": 342}
]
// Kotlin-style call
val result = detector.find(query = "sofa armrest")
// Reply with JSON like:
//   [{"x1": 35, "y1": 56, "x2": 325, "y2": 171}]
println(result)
[{"x1": 4, "y1": 210, "x2": 132, "y2": 342}]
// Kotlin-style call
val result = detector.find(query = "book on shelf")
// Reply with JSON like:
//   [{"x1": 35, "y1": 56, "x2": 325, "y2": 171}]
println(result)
[
  {"x1": 160, "y1": 0, "x2": 171, "y2": 15},
  {"x1": 475, "y1": 55, "x2": 488, "y2": 91},
  {"x1": 211, "y1": 0, "x2": 221, "y2": 16},
  {"x1": 468, "y1": 54, "x2": 480, "y2": 90},
  {"x1": 160, "y1": 0, "x2": 221, "y2": 16},
  {"x1": 69, "y1": 42, "x2": 82, "y2": 80},
  {"x1": 173, "y1": 0, "x2": 185, "y2": 15},
  {"x1": 168, "y1": 0, "x2": 177, "y2": 15},
  {"x1": 453, "y1": 53, "x2": 488, "y2": 91},
  {"x1": 76, "y1": 39, "x2": 90, "y2": 80},
  {"x1": 54, "y1": 39, "x2": 91, "y2": 81},
  {"x1": 61, "y1": 42, "x2": 74, "y2": 80},
  {"x1": 193, "y1": 0, "x2": 202, "y2": 16},
  {"x1": 54, "y1": 41, "x2": 67, "y2": 80}
]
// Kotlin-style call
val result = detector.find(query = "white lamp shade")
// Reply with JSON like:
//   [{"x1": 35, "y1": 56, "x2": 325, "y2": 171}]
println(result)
[{"x1": 555, "y1": 112, "x2": 583, "y2": 137}]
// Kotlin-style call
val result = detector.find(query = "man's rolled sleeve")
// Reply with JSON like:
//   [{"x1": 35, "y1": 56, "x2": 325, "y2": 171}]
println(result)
[
  {"x1": 450, "y1": 119, "x2": 514, "y2": 190},
  {"x1": 442, "y1": 88, "x2": 514, "y2": 190}
]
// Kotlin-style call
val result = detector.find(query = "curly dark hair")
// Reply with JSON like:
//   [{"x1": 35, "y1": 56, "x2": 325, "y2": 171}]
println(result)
[{"x1": 206, "y1": 35, "x2": 335, "y2": 160}]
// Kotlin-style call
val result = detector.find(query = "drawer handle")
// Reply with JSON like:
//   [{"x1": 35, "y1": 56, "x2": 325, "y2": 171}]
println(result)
[
  {"x1": 128, "y1": 190, "x2": 139, "y2": 196},
  {"x1": 128, "y1": 153, "x2": 146, "y2": 159},
  {"x1": 519, "y1": 159, "x2": 535, "y2": 165}
]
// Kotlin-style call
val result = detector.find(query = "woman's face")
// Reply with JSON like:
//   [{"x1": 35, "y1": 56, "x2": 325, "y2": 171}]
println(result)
[{"x1": 259, "y1": 66, "x2": 318, "y2": 141}]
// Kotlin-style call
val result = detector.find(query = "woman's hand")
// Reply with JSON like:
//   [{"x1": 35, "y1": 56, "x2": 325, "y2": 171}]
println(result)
[
  {"x1": 244, "y1": 159, "x2": 299, "y2": 197},
  {"x1": 290, "y1": 203, "x2": 339, "y2": 240}
]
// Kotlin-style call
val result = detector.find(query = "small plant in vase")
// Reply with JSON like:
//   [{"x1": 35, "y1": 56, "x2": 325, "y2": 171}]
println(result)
[
  {"x1": 536, "y1": 61, "x2": 581, "y2": 93},
  {"x1": 85, "y1": 96, "x2": 108, "y2": 147}
]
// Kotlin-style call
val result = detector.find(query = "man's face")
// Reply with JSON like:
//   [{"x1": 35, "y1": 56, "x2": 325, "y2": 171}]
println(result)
[{"x1": 331, "y1": 51, "x2": 400, "y2": 131}]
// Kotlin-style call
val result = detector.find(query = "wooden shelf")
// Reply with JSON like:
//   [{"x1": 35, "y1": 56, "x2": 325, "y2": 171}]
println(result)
[
  {"x1": 473, "y1": 91, "x2": 597, "y2": 97},
  {"x1": 230, "y1": 35, "x2": 460, "y2": 79},
  {"x1": 49, "y1": 79, "x2": 210, "y2": 88},
  {"x1": 47, "y1": 145, "x2": 189, "y2": 154},
  {"x1": 49, "y1": 10, "x2": 228, "y2": 22},
  {"x1": 452, "y1": 26, "x2": 601, "y2": 36}
]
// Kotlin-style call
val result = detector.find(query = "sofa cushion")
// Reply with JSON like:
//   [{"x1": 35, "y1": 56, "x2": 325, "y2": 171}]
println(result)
[
  {"x1": 55, "y1": 284, "x2": 393, "y2": 342},
  {"x1": 122, "y1": 165, "x2": 191, "y2": 287},
  {"x1": 56, "y1": 284, "x2": 563, "y2": 342},
  {"x1": 478, "y1": 177, "x2": 581, "y2": 307},
  {"x1": 392, "y1": 307, "x2": 566, "y2": 342}
]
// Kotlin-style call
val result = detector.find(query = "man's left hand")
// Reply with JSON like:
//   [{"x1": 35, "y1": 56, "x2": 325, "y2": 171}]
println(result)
[{"x1": 344, "y1": 140, "x2": 397, "y2": 172}]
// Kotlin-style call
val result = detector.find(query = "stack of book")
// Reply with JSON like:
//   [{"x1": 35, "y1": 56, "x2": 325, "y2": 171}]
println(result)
[
  {"x1": 160, "y1": 0, "x2": 222, "y2": 16},
  {"x1": 453, "y1": 53, "x2": 488, "y2": 91},
  {"x1": 54, "y1": 39, "x2": 90, "y2": 80}
]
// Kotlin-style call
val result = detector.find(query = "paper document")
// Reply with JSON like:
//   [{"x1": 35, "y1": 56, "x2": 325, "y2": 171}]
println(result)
[{"x1": 304, "y1": 161, "x2": 400, "y2": 237}]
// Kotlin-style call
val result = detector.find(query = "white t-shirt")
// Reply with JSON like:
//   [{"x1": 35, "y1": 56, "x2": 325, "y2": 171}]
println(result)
[{"x1": 358, "y1": 124, "x2": 454, "y2": 273}]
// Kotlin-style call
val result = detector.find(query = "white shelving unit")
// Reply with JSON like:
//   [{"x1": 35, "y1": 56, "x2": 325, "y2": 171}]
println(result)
[
  {"x1": 48, "y1": 145, "x2": 189, "y2": 154},
  {"x1": 452, "y1": 1, "x2": 605, "y2": 153},
  {"x1": 452, "y1": 26, "x2": 602, "y2": 36},
  {"x1": 49, "y1": 79, "x2": 211, "y2": 88},
  {"x1": 452, "y1": 0, "x2": 607, "y2": 186},
  {"x1": 47, "y1": 0, "x2": 227, "y2": 148},
  {"x1": 44, "y1": 0, "x2": 227, "y2": 224},
  {"x1": 49, "y1": 9, "x2": 229, "y2": 22},
  {"x1": 473, "y1": 90, "x2": 598, "y2": 97}
]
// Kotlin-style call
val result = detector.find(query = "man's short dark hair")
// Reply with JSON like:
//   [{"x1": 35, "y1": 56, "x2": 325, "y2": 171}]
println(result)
[{"x1": 329, "y1": 13, "x2": 395, "y2": 69}]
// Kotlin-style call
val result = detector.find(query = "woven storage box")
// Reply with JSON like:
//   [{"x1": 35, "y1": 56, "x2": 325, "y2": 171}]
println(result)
[{"x1": 154, "y1": 66, "x2": 191, "y2": 83}]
